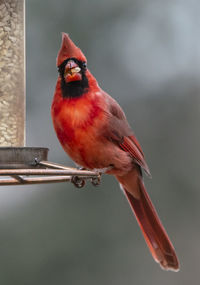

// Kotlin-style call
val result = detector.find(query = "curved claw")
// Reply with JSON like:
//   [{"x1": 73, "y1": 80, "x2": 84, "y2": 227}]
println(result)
[
  {"x1": 91, "y1": 174, "x2": 101, "y2": 187},
  {"x1": 71, "y1": 176, "x2": 86, "y2": 188}
]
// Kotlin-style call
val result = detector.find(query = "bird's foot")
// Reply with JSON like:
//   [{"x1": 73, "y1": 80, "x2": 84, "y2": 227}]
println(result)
[
  {"x1": 71, "y1": 175, "x2": 86, "y2": 188},
  {"x1": 91, "y1": 174, "x2": 101, "y2": 186},
  {"x1": 71, "y1": 166, "x2": 102, "y2": 188}
]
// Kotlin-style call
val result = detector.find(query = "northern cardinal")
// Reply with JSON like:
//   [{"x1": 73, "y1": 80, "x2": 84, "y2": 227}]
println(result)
[{"x1": 51, "y1": 33, "x2": 179, "y2": 271}]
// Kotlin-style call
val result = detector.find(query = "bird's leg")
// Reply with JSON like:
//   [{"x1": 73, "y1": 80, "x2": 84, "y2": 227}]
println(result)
[{"x1": 91, "y1": 165, "x2": 114, "y2": 186}]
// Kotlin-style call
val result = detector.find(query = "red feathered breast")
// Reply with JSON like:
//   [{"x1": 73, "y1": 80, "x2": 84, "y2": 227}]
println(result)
[{"x1": 51, "y1": 81, "x2": 105, "y2": 166}]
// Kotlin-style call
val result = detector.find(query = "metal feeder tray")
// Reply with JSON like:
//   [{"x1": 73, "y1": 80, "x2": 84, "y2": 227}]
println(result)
[{"x1": 0, "y1": 147, "x2": 101, "y2": 188}]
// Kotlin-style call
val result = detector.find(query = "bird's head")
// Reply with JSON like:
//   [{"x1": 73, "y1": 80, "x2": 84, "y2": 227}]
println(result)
[
  {"x1": 57, "y1": 33, "x2": 89, "y2": 98},
  {"x1": 57, "y1": 33, "x2": 87, "y2": 83}
]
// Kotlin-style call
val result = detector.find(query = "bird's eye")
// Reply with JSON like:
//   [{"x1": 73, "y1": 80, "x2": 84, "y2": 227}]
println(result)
[{"x1": 82, "y1": 62, "x2": 87, "y2": 69}]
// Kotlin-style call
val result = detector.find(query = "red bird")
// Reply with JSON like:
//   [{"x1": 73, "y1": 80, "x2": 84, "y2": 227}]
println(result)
[{"x1": 51, "y1": 33, "x2": 179, "y2": 271}]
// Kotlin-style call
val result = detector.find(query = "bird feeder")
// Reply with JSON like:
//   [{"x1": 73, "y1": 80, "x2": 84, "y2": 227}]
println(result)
[{"x1": 0, "y1": 0, "x2": 100, "y2": 188}]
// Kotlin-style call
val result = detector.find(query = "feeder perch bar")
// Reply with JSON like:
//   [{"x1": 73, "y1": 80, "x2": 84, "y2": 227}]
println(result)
[{"x1": 0, "y1": 148, "x2": 101, "y2": 188}]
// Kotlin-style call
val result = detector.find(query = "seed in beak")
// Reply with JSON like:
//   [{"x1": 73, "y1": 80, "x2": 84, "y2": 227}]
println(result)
[{"x1": 71, "y1": 67, "x2": 81, "y2": 74}]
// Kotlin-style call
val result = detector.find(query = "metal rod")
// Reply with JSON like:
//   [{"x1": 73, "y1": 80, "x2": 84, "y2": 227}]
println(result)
[
  {"x1": 38, "y1": 161, "x2": 78, "y2": 170},
  {"x1": 10, "y1": 175, "x2": 25, "y2": 183},
  {"x1": 0, "y1": 175, "x2": 72, "y2": 186},
  {"x1": 0, "y1": 168, "x2": 99, "y2": 176}
]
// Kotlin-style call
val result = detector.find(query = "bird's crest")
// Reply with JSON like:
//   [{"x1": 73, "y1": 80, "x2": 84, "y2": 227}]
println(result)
[{"x1": 56, "y1": 33, "x2": 87, "y2": 66}]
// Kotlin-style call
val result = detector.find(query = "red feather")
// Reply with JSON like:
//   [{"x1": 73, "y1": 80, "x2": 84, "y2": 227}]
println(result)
[
  {"x1": 121, "y1": 175, "x2": 179, "y2": 271},
  {"x1": 119, "y1": 136, "x2": 151, "y2": 176}
]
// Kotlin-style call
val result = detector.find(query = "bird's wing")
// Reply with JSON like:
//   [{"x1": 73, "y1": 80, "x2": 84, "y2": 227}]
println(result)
[{"x1": 102, "y1": 93, "x2": 150, "y2": 176}]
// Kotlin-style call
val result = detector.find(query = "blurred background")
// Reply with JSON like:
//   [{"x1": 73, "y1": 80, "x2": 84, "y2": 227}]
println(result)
[{"x1": 0, "y1": 0, "x2": 200, "y2": 284}]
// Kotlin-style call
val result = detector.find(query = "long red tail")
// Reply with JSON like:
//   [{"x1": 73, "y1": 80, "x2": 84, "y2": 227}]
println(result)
[{"x1": 116, "y1": 170, "x2": 179, "y2": 271}]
